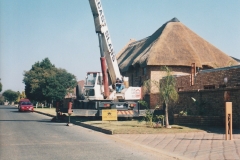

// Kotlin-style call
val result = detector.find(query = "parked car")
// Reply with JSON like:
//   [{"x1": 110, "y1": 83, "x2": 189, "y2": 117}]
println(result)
[
  {"x1": 18, "y1": 99, "x2": 30, "y2": 110},
  {"x1": 19, "y1": 101, "x2": 34, "y2": 112}
]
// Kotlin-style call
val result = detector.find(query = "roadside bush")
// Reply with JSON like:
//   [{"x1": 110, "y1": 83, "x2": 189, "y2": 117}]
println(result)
[
  {"x1": 0, "y1": 96, "x2": 4, "y2": 105},
  {"x1": 139, "y1": 100, "x2": 165, "y2": 128}
]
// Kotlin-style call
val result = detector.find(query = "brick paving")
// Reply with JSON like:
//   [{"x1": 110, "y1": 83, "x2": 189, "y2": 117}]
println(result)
[
  {"x1": 113, "y1": 131, "x2": 240, "y2": 160},
  {"x1": 34, "y1": 108, "x2": 240, "y2": 160}
]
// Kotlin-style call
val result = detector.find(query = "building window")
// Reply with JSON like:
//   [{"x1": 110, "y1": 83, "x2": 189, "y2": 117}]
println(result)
[
  {"x1": 131, "y1": 74, "x2": 134, "y2": 86},
  {"x1": 139, "y1": 76, "x2": 142, "y2": 86},
  {"x1": 204, "y1": 85, "x2": 215, "y2": 89},
  {"x1": 143, "y1": 67, "x2": 147, "y2": 75},
  {"x1": 219, "y1": 84, "x2": 226, "y2": 88},
  {"x1": 236, "y1": 83, "x2": 240, "y2": 87},
  {"x1": 135, "y1": 68, "x2": 139, "y2": 77}
]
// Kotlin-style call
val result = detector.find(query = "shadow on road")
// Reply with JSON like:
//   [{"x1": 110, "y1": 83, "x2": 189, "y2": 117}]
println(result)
[
  {"x1": 0, "y1": 119, "x2": 53, "y2": 122},
  {"x1": 11, "y1": 111, "x2": 31, "y2": 113},
  {"x1": 0, "y1": 107, "x2": 17, "y2": 109}
]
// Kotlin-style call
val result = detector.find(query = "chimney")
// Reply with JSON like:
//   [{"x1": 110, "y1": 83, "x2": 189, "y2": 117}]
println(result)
[{"x1": 191, "y1": 63, "x2": 196, "y2": 86}]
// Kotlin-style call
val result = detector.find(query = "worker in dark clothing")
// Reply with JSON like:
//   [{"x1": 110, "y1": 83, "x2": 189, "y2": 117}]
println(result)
[{"x1": 116, "y1": 78, "x2": 124, "y2": 93}]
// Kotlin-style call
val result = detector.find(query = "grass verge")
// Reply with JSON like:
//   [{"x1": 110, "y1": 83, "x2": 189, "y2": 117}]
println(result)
[
  {"x1": 77, "y1": 119, "x2": 205, "y2": 134},
  {"x1": 34, "y1": 108, "x2": 206, "y2": 134}
]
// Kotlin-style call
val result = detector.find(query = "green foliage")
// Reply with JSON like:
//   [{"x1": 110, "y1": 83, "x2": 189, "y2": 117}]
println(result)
[
  {"x1": 159, "y1": 66, "x2": 179, "y2": 128},
  {"x1": 23, "y1": 58, "x2": 77, "y2": 102},
  {"x1": 160, "y1": 66, "x2": 179, "y2": 103},
  {"x1": 142, "y1": 66, "x2": 178, "y2": 128},
  {"x1": 142, "y1": 80, "x2": 152, "y2": 95},
  {"x1": 20, "y1": 91, "x2": 26, "y2": 99},
  {"x1": 2, "y1": 90, "x2": 19, "y2": 103},
  {"x1": 155, "y1": 115, "x2": 165, "y2": 127},
  {"x1": 145, "y1": 109, "x2": 155, "y2": 127},
  {"x1": 139, "y1": 100, "x2": 154, "y2": 127},
  {"x1": 138, "y1": 100, "x2": 148, "y2": 108},
  {"x1": 16, "y1": 91, "x2": 26, "y2": 102},
  {"x1": 0, "y1": 95, "x2": 4, "y2": 104},
  {"x1": 139, "y1": 100, "x2": 165, "y2": 128},
  {"x1": 0, "y1": 82, "x2": 2, "y2": 92}
]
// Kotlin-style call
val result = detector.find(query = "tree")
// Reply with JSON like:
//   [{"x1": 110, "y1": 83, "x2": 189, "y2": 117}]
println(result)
[
  {"x1": 20, "y1": 91, "x2": 26, "y2": 99},
  {"x1": 0, "y1": 95, "x2": 4, "y2": 105},
  {"x1": 143, "y1": 66, "x2": 178, "y2": 128},
  {"x1": 160, "y1": 66, "x2": 178, "y2": 128},
  {"x1": 2, "y1": 90, "x2": 19, "y2": 103},
  {"x1": 41, "y1": 68, "x2": 77, "y2": 102},
  {"x1": 16, "y1": 91, "x2": 26, "y2": 102},
  {"x1": 23, "y1": 58, "x2": 77, "y2": 103},
  {"x1": 0, "y1": 82, "x2": 2, "y2": 92}
]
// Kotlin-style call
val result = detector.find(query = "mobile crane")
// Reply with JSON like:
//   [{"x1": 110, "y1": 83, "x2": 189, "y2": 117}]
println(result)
[{"x1": 59, "y1": 0, "x2": 142, "y2": 118}]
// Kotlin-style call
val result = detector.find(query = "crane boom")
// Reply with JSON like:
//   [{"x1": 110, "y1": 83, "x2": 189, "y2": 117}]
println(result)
[
  {"x1": 89, "y1": 0, "x2": 121, "y2": 85},
  {"x1": 56, "y1": 0, "x2": 143, "y2": 118}
]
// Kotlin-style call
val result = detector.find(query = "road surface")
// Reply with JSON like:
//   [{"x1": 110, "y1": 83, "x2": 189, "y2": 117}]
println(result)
[{"x1": 0, "y1": 105, "x2": 175, "y2": 160}]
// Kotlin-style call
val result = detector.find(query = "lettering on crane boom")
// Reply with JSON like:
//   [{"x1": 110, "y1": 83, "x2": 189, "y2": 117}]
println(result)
[
  {"x1": 96, "y1": 0, "x2": 115, "y2": 62},
  {"x1": 105, "y1": 31, "x2": 115, "y2": 62},
  {"x1": 96, "y1": 0, "x2": 105, "y2": 25}
]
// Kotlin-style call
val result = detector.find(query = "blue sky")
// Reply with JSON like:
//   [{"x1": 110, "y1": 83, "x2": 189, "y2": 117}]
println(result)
[{"x1": 0, "y1": 0, "x2": 239, "y2": 92}]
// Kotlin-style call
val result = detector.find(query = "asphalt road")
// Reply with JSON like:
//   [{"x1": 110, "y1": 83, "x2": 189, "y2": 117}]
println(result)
[{"x1": 0, "y1": 105, "x2": 174, "y2": 160}]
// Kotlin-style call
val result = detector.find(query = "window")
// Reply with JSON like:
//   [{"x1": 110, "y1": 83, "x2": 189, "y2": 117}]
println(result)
[
  {"x1": 135, "y1": 68, "x2": 139, "y2": 77},
  {"x1": 204, "y1": 85, "x2": 215, "y2": 89},
  {"x1": 131, "y1": 74, "x2": 134, "y2": 86},
  {"x1": 219, "y1": 84, "x2": 226, "y2": 88},
  {"x1": 86, "y1": 73, "x2": 97, "y2": 86},
  {"x1": 143, "y1": 67, "x2": 147, "y2": 75},
  {"x1": 21, "y1": 102, "x2": 32, "y2": 105},
  {"x1": 97, "y1": 76, "x2": 102, "y2": 85},
  {"x1": 139, "y1": 76, "x2": 142, "y2": 86},
  {"x1": 236, "y1": 83, "x2": 240, "y2": 87}
]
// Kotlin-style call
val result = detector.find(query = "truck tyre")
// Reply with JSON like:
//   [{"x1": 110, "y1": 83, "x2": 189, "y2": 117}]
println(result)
[{"x1": 76, "y1": 84, "x2": 85, "y2": 100}]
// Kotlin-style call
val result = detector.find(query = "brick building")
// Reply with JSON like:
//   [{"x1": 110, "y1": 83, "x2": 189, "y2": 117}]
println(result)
[
  {"x1": 116, "y1": 17, "x2": 240, "y2": 127},
  {"x1": 116, "y1": 17, "x2": 238, "y2": 104}
]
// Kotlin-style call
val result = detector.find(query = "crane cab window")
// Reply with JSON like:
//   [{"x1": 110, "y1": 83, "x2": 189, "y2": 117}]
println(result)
[
  {"x1": 86, "y1": 73, "x2": 97, "y2": 86},
  {"x1": 97, "y1": 75, "x2": 102, "y2": 85}
]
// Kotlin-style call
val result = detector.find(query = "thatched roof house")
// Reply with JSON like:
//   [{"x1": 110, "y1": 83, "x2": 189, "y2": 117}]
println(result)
[{"x1": 117, "y1": 18, "x2": 238, "y2": 73}]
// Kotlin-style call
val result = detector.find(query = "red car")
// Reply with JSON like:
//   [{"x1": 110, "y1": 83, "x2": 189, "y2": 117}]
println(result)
[{"x1": 19, "y1": 101, "x2": 34, "y2": 112}]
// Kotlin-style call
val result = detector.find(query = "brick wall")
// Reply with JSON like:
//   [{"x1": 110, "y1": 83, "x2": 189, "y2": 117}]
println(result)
[
  {"x1": 122, "y1": 65, "x2": 191, "y2": 88},
  {"x1": 144, "y1": 66, "x2": 240, "y2": 128},
  {"x1": 174, "y1": 115, "x2": 223, "y2": 126},
  {"x1": 149, "y1": 66, "x2": 191, "y2": 93},
  {"x1": 176, "y1": 65, "x2": 240, "y2": 91},
  {"x1": 147, "y1": 88, "x2": 240, "y2": 128},
  {"x1": 122, "y1": 64, "x2": 240, "y2": 128},
  {"x1": 174, "y1": 89, "x2": 240, "y2": 128}
]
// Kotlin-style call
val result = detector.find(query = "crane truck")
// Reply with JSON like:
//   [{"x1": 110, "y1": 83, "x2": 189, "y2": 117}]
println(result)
[{"x1": 58, "y1": 0, "x2": 142, "y2": 118}]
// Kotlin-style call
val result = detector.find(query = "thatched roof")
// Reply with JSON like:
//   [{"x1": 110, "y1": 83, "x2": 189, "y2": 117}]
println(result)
[
  {"x1": 117, "y1": 18, "x2": 239, "y2": 72},
  {"x1": 231, "y1": 56, "x2": 240, "y2": 63}
]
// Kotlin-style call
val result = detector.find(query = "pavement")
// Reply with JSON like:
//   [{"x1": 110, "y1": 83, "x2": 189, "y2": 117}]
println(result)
[{"x1": 34, "y1": 108, "x2": 240, "y2": 160}]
